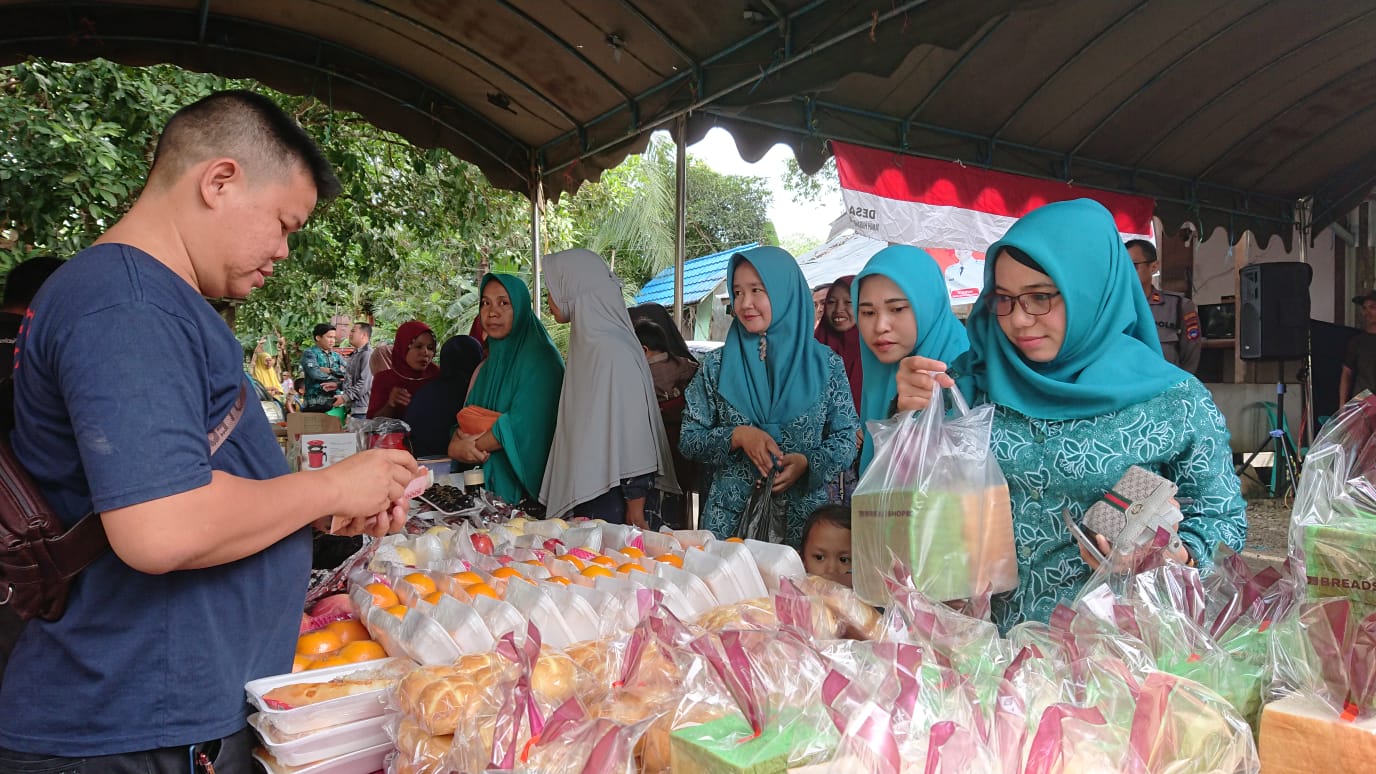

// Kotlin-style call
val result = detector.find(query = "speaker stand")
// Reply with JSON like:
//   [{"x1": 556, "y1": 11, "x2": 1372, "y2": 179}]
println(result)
[{"x1": 1235, "y1": 362, "x2": 1304, "y2": 499}]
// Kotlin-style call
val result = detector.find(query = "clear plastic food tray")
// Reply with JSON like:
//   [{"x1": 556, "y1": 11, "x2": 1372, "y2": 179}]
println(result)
[
  {"x1": 244, "y1": 658, "x2": 410, "y2": 736},
  {"x1": 248, "y1": 712, "x2": 389, "y2": 767},
  {"x1": 253, "y1": 741, "x2": 392, "y2": 774}
]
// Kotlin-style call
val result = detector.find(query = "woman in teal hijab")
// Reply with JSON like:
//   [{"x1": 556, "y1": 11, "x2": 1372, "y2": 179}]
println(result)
[
  {"x1": 680, "y1": 246, "x2": 860, "y2": 545},
  {"x1": 852, "y1": 245, "x2": 970, "y2": 473},
  {"x1": 898, "y1": 199, "x2": 1246, "y2": 632},
  {"x1": 449, "y1": 274, "x2": 564, "y2": 505}
]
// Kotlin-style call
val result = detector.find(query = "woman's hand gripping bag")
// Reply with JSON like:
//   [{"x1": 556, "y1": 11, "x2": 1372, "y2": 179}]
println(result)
[{"x1": 851, "y1": 386, "x2": 1017, "y2": 606}]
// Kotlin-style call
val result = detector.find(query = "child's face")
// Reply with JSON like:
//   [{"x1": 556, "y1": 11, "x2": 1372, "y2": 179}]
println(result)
[{"x1": 802, "y1": 520, "x2": 852, "y2": 588}]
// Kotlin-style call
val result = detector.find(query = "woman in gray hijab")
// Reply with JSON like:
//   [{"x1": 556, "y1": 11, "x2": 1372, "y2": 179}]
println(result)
[{"x1": 540, "y1": 249, "x2": 679, "y2": 526}]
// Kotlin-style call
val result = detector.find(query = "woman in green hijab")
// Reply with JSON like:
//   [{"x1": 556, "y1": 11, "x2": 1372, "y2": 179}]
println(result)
[
  {"x1": 449, "y1": 274, "x2": 564, "y2": 506},
  {"x1": 896, "y1": 199, "x2": 1246, "y2": 632},
  {"x1": 680, "y1": 246, "x2": 860, "y2": 546}
]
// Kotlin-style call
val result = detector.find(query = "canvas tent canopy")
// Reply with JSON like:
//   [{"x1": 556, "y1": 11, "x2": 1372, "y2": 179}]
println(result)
[{"x1": 4, "y1": 0, "x2": 1376, "y2": 251}]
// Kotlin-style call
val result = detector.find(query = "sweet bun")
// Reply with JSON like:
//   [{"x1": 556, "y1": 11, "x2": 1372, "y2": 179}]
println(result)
[
  {"x1": 532, "y1": 650, "x2": 579, "y2": 706},
  {"x1": 393, "y1": 717, "x2": 454, "y2": 774}
]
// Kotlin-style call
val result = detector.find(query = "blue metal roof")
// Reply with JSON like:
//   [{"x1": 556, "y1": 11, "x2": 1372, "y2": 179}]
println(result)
[{"x1": 633, "y1": 243, "x2": 759, "y2": 306}]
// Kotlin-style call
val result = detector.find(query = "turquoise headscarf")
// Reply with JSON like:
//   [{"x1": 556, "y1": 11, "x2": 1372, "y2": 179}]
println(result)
[
  {"x1": 718, "y1": 246, "x2": 833, "y2": 439},
  {"x1": 955, "y1": 198, "x2": 1187, "y2": 420},
  {"x1": 466, "y1": 273, "x2": 565, "y2": 503},
  {"x1": 853, "y1": 245, "x2": 970, "y2": 472}
]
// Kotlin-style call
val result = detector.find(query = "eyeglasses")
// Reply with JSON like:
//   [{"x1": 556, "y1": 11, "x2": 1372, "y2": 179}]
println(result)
[
  {"x1": 1132, "y1": 261, "x2": 1154, "y2": 267},
  {"x1": 992, "y1": 291, "x2": 1062, "y2": 317}
]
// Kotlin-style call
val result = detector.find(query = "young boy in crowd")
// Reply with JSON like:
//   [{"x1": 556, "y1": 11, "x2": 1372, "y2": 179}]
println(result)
[{"x1": 801, "y1": 505, "x2": 852, "y2": 587}]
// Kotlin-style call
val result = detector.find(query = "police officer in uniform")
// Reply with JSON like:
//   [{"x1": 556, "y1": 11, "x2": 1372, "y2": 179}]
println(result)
[{"x1": 1127, "y1": 239, "x2": 1200, "y2": 373}]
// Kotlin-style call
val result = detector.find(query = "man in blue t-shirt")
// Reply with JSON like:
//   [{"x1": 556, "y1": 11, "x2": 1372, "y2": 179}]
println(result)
[{"x1": 0, "y1": 91, "x2": 419, "y2": 771}]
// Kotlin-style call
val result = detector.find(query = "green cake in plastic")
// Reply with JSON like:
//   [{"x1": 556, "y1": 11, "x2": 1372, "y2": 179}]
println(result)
[
  {"x1": 853, "y1": 489, "x2": 969, "y2": 604},
  {"x1": 669, "y1": 712, "x2": 833, "y2": 774}
]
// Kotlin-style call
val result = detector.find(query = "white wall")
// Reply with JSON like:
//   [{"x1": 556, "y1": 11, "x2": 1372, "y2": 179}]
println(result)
[{"x1": 1192, "y1": 225, "x2": 1337, "y2": 323}]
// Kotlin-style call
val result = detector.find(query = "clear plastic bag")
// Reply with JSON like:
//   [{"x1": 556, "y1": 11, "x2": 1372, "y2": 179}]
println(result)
[
  {"x1": 851, "y1": 387, "x2": 1017, "y2": 606},
  {"x1": 1291, "y1": 395, "x2": 1376, "y2": 651}
]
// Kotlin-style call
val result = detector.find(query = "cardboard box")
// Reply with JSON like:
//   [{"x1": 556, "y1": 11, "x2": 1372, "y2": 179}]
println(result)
[
  {"x1": 298, "y1": 433, "x2": 359, "y2": 472},
  {"x1": 286, "y1": 412, "x2": 343, "y2": 445},
  {"x1": 1258, "y1": 694, "x2": 1376, "y2": 772}
]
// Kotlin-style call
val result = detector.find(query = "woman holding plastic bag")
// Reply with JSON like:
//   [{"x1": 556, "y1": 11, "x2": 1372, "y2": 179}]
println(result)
[
  {"x1": 852, "y1": 245, "x2": 971, "y2": 474},
  {"x1": 894, "y1": 198, "x2": 1246, "y2": 631},
  {"x1": 680, "y1": 246, "x2": 860, "y2": 546}
]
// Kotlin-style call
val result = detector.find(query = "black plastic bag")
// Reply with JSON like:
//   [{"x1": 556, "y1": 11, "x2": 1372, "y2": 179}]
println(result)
[{"x1": 735, "y1": 467, "x2": 787, "y2": 544}]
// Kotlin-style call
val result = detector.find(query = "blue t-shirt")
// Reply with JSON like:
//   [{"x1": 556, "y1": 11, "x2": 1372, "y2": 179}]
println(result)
[{"x1": 0, "y1": 244, "x2": 310, "y2": 755}]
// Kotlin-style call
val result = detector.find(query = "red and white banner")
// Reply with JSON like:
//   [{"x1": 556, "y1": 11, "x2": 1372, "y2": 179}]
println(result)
[{"x1": 833, "y1": 143, "x2": 1157, "y2": 300}]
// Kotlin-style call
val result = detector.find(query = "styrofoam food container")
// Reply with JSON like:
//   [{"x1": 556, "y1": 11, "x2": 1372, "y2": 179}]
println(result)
[
  {"x1": 248, "y1": 712, "x2": 389, "y2": 767},
  {"x1": 743, "y1": 538, "x2": 807, "y2": 593},
  {"x1": 253, "y1": 741, "x2": 391, "y2": 774},
  {"x1": 244, "y1": 658, "x2": 410, "y2": 736}
]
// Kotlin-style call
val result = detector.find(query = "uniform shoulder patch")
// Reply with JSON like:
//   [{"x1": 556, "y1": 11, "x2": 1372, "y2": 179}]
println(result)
[{"x1": 1183, "y1": 310, "x2": 1201, "y2": 340}]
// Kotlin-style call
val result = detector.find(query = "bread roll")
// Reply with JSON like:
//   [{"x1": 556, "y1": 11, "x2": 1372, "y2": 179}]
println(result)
[
  {"x1": 532, "y1": 650, "x2": 578, "y2": 706},
  {"x1": 697, "y1": 598, "x2": 777, "y2": 633},
  {"x1": 394, "y1": 717, "x2": 454, "y2": 774}
]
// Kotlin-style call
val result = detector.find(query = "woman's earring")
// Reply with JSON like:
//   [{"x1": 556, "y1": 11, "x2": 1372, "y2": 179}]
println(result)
[{"x1": 758, "y1": 333, "x2": 768, "y2": 361}]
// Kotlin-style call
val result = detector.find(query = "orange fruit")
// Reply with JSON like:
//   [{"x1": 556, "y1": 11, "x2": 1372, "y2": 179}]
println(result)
[
  {"x1": 339, "y1": 640, "x2": 388, "y2": 663},
  {"x1": 491, "y1": 566, "x2": 524, "y2": 580},
  {"x1": 653, "y1": 554, "x2": 684, "y2": 568},
  {"x1": 296, "y1": 630, "x2": 343, "y2": 656},
  {"x1": 522, "y1": 559, "x2": 545, "y2": 566},
  {"x1": 556, "y1": 555, "x2": 585, "y2": 571},
  {"x1": 383, "y1": 603, "x2": 409, "y2": 619},
  {"x1": 325, "y1": 619, "x2": 370, "y2": 644},
  {"x1": 590, "y1": 555, "x2": 617, "y2": 568},
  {"x1": 581, "y1": 565, "x2": 614, "y2": 579},
  {"x1": 423, "y1": 590, "x2": 446, "y2": 605},
  {"x1": 403, "y1": 573, "x2": 437, "y2": 596},
  {"x1": 726, "y1": 537, "x2": 745, "y2": 543},
  {"x1": 364, "y1": 582, "x2": 399, "y2": 609},
  {"x1": 620, "y1": 546, "x2": 645, "y2": 558},
  {"x1": 618, "y1": 562, "x2": 648, "y2": 575},
  {"x1": 545, "y1": 576, "x2": 571, "y2": 586},
  {"x1": 310, "y1": 655, "x2": 351, "y2": 670},
  {"x1": 292, "y1": 653, "x2": 315, "y2": 672},
  {"x1": 465, "y1": 582, "x2": 499, "y2": 599},
  {"x1": 451, "y1": 570, "x2": 484, "y2": 586}
]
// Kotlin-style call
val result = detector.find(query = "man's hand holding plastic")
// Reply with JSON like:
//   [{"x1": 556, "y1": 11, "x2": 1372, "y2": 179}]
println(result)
[{"x1": 320, "y1": 449, "x2": 420, "y2": 537}]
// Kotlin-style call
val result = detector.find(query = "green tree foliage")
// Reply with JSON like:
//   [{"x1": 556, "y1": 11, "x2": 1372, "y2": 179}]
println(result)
[
  {"x1": 782, "y1": 156, "x2": 840, "y2": 206},
  {"x1": 1, "y1": 59, "x2": 777, "y2": 363},
  {"x1": 582, "y1": 135, "x2": 777, "y2": 288}
]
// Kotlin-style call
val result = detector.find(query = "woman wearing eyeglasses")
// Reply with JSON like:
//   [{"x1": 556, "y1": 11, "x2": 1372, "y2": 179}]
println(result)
[{"x1": 895, "y1": 198, "x2": 1246, "y2": 632}]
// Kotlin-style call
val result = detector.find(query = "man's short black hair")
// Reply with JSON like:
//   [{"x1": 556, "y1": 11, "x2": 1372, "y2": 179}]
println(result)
[
  {"x1": 352, "y1": 322, "x2": 372, "y2": 338},
  {"x1": 635, "y1": 319, "x2": 670, "y2": 353},
  {"x1": 1125, "y1": 239, "x2": 1158, "y2": 264},
  {"x1": 152, "y1": 90, "x2": 341, "y2": 201},
  {"x1": 312, "y1": 322, "x2": 335, "y2": 339},
  {"x1": 2, "y1": 256, "x2": 64, "y2": 309}
]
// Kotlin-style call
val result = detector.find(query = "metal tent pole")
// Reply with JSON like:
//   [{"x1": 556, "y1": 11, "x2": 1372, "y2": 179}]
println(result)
[
  {"x1": 1299, "y1": 196, "x2": 1315, "y2": 449},
  {"x1": 532, "y1": 176, "x2": 545, "y2": 318},
  {"x1": 674, "y1": 115, "x2": 688, "y2": 338}
]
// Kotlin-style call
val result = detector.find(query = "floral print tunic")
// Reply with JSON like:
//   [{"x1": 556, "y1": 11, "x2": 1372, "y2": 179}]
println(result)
[
  {"x1": 680, "y1": 349, "x2": 860, "y2": 546},
  {"x1": 300, "y1": 345, "x2": 348, "y2": 412},
  {"x1": 988, "y1": 378, "x2": 1247, "y2": 632}
]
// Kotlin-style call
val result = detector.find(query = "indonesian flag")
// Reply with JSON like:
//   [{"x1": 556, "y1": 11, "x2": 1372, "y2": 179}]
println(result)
[{"x1": 834, "y1": 142, "x2": 1156, "y2": 302}]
